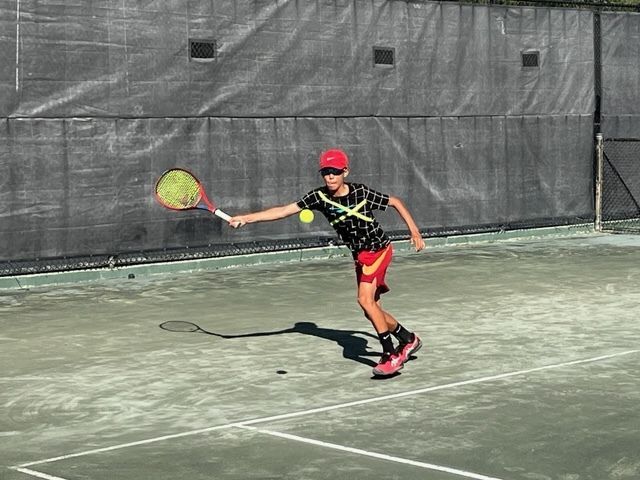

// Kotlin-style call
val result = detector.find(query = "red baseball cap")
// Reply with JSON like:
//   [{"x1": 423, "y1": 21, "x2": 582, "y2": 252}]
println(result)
[{"x1": 319, "y1": 149, "x2": 349, "y2": 170}]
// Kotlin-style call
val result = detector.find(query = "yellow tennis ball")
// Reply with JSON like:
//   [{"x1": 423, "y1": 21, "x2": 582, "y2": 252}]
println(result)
[{"x1": 299, "y1": 209, "x2": 314, "y2": 223}]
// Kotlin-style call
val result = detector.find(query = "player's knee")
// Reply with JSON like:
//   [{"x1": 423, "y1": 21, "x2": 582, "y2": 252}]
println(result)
[{"x1": 357, "y1": 294, "x2": 375, "y2": 311}]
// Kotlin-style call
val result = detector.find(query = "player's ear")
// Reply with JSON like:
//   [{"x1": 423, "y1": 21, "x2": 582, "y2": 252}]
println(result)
[{"x1": 343, "y1": 168, "x2": 349, "y2": 178}]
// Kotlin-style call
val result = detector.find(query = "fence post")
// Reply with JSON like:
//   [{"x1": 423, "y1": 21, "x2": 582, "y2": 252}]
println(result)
[{"x1": 594, "y1": 133, "x2": 604, "y2": 232}]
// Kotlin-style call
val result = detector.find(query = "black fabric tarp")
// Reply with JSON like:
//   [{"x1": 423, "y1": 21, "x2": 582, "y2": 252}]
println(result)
[
  {"x1": 601, "y1": 11, "x2": 640, "y2": 138},
  {"x1": 0, "y1": 114, "x2": 594, "y2": 262},
  {"x1": 0, "y1": 1, "x2": 607, "y2": 268},
  {"x1": 1, "y1": 2, "x2": 594, "y2": 118}
]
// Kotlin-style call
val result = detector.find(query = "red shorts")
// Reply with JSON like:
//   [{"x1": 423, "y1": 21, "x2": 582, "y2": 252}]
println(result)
[{"x1": 355, "y1": 244, "x2": 393, "y2": 296}]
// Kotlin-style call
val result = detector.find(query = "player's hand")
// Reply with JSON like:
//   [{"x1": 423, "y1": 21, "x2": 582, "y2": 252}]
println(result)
[
  {"x1": 410, "y1": 232, "x2": 425, "y2": 252},
  {"x1": 228, "y1": 216, "x2": 247, "y2": 228}
]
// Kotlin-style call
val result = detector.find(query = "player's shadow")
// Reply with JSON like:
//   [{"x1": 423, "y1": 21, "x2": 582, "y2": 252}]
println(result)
[{"x1": 159, "y1": 320, "x2": 379, "y2": 367}]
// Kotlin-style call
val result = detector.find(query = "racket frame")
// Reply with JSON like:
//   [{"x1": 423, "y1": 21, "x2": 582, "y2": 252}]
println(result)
[{"x1": 155, "y1": 168, "x2": 231, "y2": 222}]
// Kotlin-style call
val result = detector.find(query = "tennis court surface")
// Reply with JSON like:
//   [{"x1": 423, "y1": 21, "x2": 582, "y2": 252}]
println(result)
[{"x1": 1, "y1": 232, "x2": 639, "y2": 480}]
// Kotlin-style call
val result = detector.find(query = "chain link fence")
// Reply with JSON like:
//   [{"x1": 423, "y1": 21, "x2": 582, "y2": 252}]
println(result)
[
  {"x1": 597, "y1": 138, "x2": 640, "y2": 233},
  {"x1": 0, "y1": 216, "x2": 590, "y2": 277}
]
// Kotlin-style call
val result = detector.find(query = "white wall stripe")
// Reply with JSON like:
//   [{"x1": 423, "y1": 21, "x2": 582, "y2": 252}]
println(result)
[{"x1": 15, "y1": 0, "x2": 20, "y2": 92}]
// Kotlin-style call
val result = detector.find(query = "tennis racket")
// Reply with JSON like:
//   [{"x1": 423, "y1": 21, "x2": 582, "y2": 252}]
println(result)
[{"x1": 154, "y1": 168, "x2": 231, "y2": 222}]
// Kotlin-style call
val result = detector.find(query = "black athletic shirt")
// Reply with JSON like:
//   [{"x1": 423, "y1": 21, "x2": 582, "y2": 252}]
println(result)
[{"x1": 297, "y1": 182, "x2": 391, "y2": 256}]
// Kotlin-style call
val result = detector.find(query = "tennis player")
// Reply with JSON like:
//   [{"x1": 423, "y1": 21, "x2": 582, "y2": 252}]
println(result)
[{"x1": 229, "y1": 149, "x2": 425, "y2": 377}]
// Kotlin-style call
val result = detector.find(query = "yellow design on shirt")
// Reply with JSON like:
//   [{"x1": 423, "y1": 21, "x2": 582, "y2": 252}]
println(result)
[{"x1": 318, "y1": 191, "x2": 374, "y2": 225}]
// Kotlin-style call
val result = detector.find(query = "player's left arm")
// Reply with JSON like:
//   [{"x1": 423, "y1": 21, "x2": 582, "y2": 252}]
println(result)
[{"x1": 387, "y1": 196, "x2": 425, "y2": 252}]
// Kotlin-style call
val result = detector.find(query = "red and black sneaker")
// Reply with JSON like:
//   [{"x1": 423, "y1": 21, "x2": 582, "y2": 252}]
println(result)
[
  {"x1": 372, "y1": 352, "x2": 404, "y2": 376},
  {"x1": 396, "y1": 333, "x2": 423, "y2": 364}
]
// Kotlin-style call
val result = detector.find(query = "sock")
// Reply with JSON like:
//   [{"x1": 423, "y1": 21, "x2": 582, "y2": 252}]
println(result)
[
  {"x1": 392, "y1": 323, "x2": 413, "y2": 344},
  {"x1": 378, "y1": 331, "x2": 395, "y2": 355}
]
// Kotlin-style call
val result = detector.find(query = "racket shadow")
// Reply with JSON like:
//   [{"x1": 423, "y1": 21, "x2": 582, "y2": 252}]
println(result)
[{"x1": 159, "y1": 320, "x2": 379, "y2": 367}]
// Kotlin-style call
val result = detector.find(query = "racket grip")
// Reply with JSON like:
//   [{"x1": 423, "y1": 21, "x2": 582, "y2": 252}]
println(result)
[{"x1": 214, "y1": 209, "x2": 232, "y2": 222}]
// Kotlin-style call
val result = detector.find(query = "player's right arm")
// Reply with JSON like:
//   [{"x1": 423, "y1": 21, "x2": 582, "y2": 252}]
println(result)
[{"x1": 229, "y1": 202, "x2": 301, "y2": 228}]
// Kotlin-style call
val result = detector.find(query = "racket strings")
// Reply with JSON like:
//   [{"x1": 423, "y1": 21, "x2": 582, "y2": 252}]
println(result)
[{"x1": 155, "y1": 169, "x2": 201, "y2": 209}]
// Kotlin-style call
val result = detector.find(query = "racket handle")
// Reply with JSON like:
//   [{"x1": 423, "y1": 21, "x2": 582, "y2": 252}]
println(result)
[{"x1": 214, "y1": 209, "x2": 232, "y2": 222}]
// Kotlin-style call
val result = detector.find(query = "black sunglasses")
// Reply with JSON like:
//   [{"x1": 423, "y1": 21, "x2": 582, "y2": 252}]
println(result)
[{"x1": 320, "y1": 167, "x2": 345, "y2": 176}]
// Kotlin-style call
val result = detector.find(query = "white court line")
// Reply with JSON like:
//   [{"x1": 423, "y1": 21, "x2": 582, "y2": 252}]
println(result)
[
  {"x1": 10, "y1": 467, "x2": 68, "y2": 480},
  {"x1": 15, "y1": 424, "x2": 233, "y2": 468},
  {"x1": 236, "y1": 349, "x2": 640, "y2": 427},
  {"x1": 13, "y1": 349, "x2": 639, "y2": 471},
  {"x1": 237, "y1": 425, "x2": 504, "y2": 480}
]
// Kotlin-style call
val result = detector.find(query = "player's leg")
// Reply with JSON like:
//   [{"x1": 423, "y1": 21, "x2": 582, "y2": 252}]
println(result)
[
  {"x1": 375, "y1": 299, "x2": 398, "y2": 331},
  {"x1": 358, "y1": 244, "x2": 415, "y2": 347},
  {"x1": 373, "y1": 299, "x2": 423, "y2": 364},
  {"x1": 358, "y1": 280, "x2": 403, "y2": 376},
  {"x1": 358, "y1": 280, "x2": 390, "y2": 333}
]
